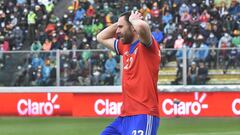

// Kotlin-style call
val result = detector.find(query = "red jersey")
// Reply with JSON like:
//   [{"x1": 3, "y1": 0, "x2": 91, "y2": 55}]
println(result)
[{"x1": 114, "y1": 37, "x2": 161, "y2": 117}]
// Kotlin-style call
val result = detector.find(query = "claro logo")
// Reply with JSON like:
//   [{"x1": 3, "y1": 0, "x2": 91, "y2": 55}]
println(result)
[
  {"x1": 232, "y1": 98, "x2": 240, "y2": 115},
  {"x1": 94, "y1": 99, "x2": 122, "y2": 115},
  {"x1": 162, "y1": 92, "x2": 208, "y2": 116},
  {"x1": 17, "y1": 93, "x2": 60, "y2": 116}
]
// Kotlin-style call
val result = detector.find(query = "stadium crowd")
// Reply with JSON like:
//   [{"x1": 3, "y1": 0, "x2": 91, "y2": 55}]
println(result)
[{"x1": 0, "y1": 0, "x2": 240, "y2": 86}]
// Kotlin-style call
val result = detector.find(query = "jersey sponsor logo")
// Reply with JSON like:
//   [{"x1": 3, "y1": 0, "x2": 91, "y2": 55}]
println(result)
[
  {"x1": 232, "y1": 98, "x2": 240, "y2": 115},
  {"x1": 162, "y1": 92, "x2": 208, "y2": 116},
  {"x1": 17, "y1": 93, "x2": 60, "y2": 116},
  {"x1": 94, "y1": 99, "x2": 122, "y2": 115}
]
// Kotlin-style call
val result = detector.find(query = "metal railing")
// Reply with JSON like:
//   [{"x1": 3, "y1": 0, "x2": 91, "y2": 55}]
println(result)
[{"x1": 0, "y1": 48, "x2": 240, "y2": 86}]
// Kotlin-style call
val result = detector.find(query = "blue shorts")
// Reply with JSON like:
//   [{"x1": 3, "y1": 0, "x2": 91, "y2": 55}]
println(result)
[{"x1": 100, "y1": 114, "x2": 160, "y2": 135}]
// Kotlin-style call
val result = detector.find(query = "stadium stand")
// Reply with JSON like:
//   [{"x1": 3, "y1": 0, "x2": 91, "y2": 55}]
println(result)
[{"x1": 0, "y1": 0, "x2": 239, "y2": 86}]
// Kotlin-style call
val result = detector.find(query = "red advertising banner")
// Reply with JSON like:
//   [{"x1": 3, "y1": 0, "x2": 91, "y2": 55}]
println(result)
[
  {"x1": 72, "y1": 92, "x2": 240, "y2": 117},
  {"x1": 159, "y1": 92, "x2": 240, "y2": 117},
  {"x1": 73, "y1": 93, "x2": 122, "y2": 117},
  {"x1": 0, "y1": 92, "x2": 240, "y2": 117},
  {"x1": 0, "y1": 93, "x2": 73, "y2": 116}
]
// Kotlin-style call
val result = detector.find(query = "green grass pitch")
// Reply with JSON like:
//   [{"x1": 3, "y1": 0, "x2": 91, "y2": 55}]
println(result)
[{"x1": 0, "y1": 117, "x2": 240, "y2": 135}]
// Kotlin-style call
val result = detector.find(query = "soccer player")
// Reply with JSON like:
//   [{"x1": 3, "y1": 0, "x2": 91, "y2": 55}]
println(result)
[{"x1": 97, "y1": 10, "x2": 161, "y2": 135}]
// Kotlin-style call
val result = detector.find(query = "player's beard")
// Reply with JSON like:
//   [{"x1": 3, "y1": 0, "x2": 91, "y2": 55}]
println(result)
[{"x1": 120, "y1": 30, "x2": 134, "y2": 44}]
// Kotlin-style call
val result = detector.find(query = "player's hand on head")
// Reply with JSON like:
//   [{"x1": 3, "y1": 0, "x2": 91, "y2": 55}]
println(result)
[{"x1": 129, "y1": 10, "x2": 144, "y2": 22}]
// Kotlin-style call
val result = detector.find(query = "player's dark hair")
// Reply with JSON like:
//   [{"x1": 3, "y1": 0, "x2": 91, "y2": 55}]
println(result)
[{"x1": 119, "y1": 11, "x2": 132, "y2": 25}]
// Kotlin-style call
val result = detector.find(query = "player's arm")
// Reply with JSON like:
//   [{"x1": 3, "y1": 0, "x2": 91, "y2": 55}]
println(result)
[
  {"x1": 96, "y1": 23, "x2": 118, "y2": 51},
  {"x1": 129, "y1": 11, "x2": 152, "y2": 47}
]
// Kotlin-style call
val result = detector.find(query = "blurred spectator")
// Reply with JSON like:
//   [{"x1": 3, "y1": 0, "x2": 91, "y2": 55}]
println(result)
[
  {"x1": 31, "y1": 40, "x2": 42, "y2": 51},
  {"x1": 222, "y1": 14, "x2": 235, "y2": 33},
  {"x1": 179, "y1": 3, "x2": 190, "y2": 17},
  {"x1": 105, "y1": 12, "x2": 114, "y2": 27},
  {"x1": 0, "y1": 38, "x2": 9, "y2": 69},
  {"x1": 198, "y1": 10, "x2": 210, "y2": 23},
  {"x1": 188, "y1": 61, "x2": 198, "y2": 85},
  {"x1": 17, "y1": 0, "x2": 27, "y2": 5},
  {"x1": 194, "y1": 35, "x2": 209, "y2": 62},
  {"x1": 62, "y1": 35, "x2": 72, "y2": 50},
  {"x1": 73, "y1": 5, "x2": 85, "y2": 24},
  {"x1": 180, "y1": 12, "x2": 192, "y2": 23},
  {"x1": 45, "y1": 2, "x2": 54, "y2": 14},
  {"x1": 42, "y1": 38, "x2": 52, "y2": 51},
  {"x1": 31, "y1": 54, "x2": 44, "y2": 70},
  {"x1": 32, "y1": 72, "x2": 44, "y2": 86},
  {"x1": 1, "y1": 38, "x2": 9, "y2": 52},
  {"x1": 152, "y1": 26, "x2": 164, "y2": 44},
  {"x1": 162, "y1": 11, "x2": 173, "y2": 24},
  {"x1": 218, "y1": 33, "x2": 232, "y2": 48},
  {"x1": 27, "y1": 10, "x2": 37, "y2": 43},
  {"x1": 190, "y1": 3, "x2": 200, "y2": 14},
  {"x1": 175, "y1": 45, "x2": 186, "y2": 80},
  {"x1": 174, "y1": 35, "x2": 184, "y2": 49},
  {"x1": 197, "y1": 61, "x2": 208, "y2": 85},
  {"x1": 86, "y1": 5, "x2": 96, "y2": 18},
  {"x1": 208, "y1": 42, "x2": 217, "y2": 69},
  {"x1": 164, "y1": 22, "x2": 176, "y2": 35},
  {"x1": 206, "y1": 33, "x2": 218, "y2": 47},
  {"x1": 218, "y1": 1, "x2": 228, "y2": 17},
  {"x1": 223, "y1": 44, "x2": 238, "y2": 74},
  {"x1": 228, "y1": 0, "x2": 240, "y2": 18},
  {"x1": 44, "y1": 21, "x2": 56, "y2": 36},
  {"x1": 184, "y1": 33, "x2": 194, "y2": 47},
  {"x1": 41, "y1": 58, "x2": 52, "y2": 84},
  {"x1": 140, "y1": 3, "x2": 151, "y2": 18},
  {"x1": 104, "y1": 52, "x2": 117, "y2": 85},
  {"x1": 150, "y1": 2, "x2": 160, "y2": 23},
  {"x1": 51, "y1": 37, "x2": 61, "y2": 50},
  {"x1": 232, "y1": 30, "x2": 240, "y2": 47},
  {"x1": 71, "y1": 0, "x2": 79, "y2": 14},
  {"x1": 12, "y1": 26, "x2": 23, "y2": 50}
]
